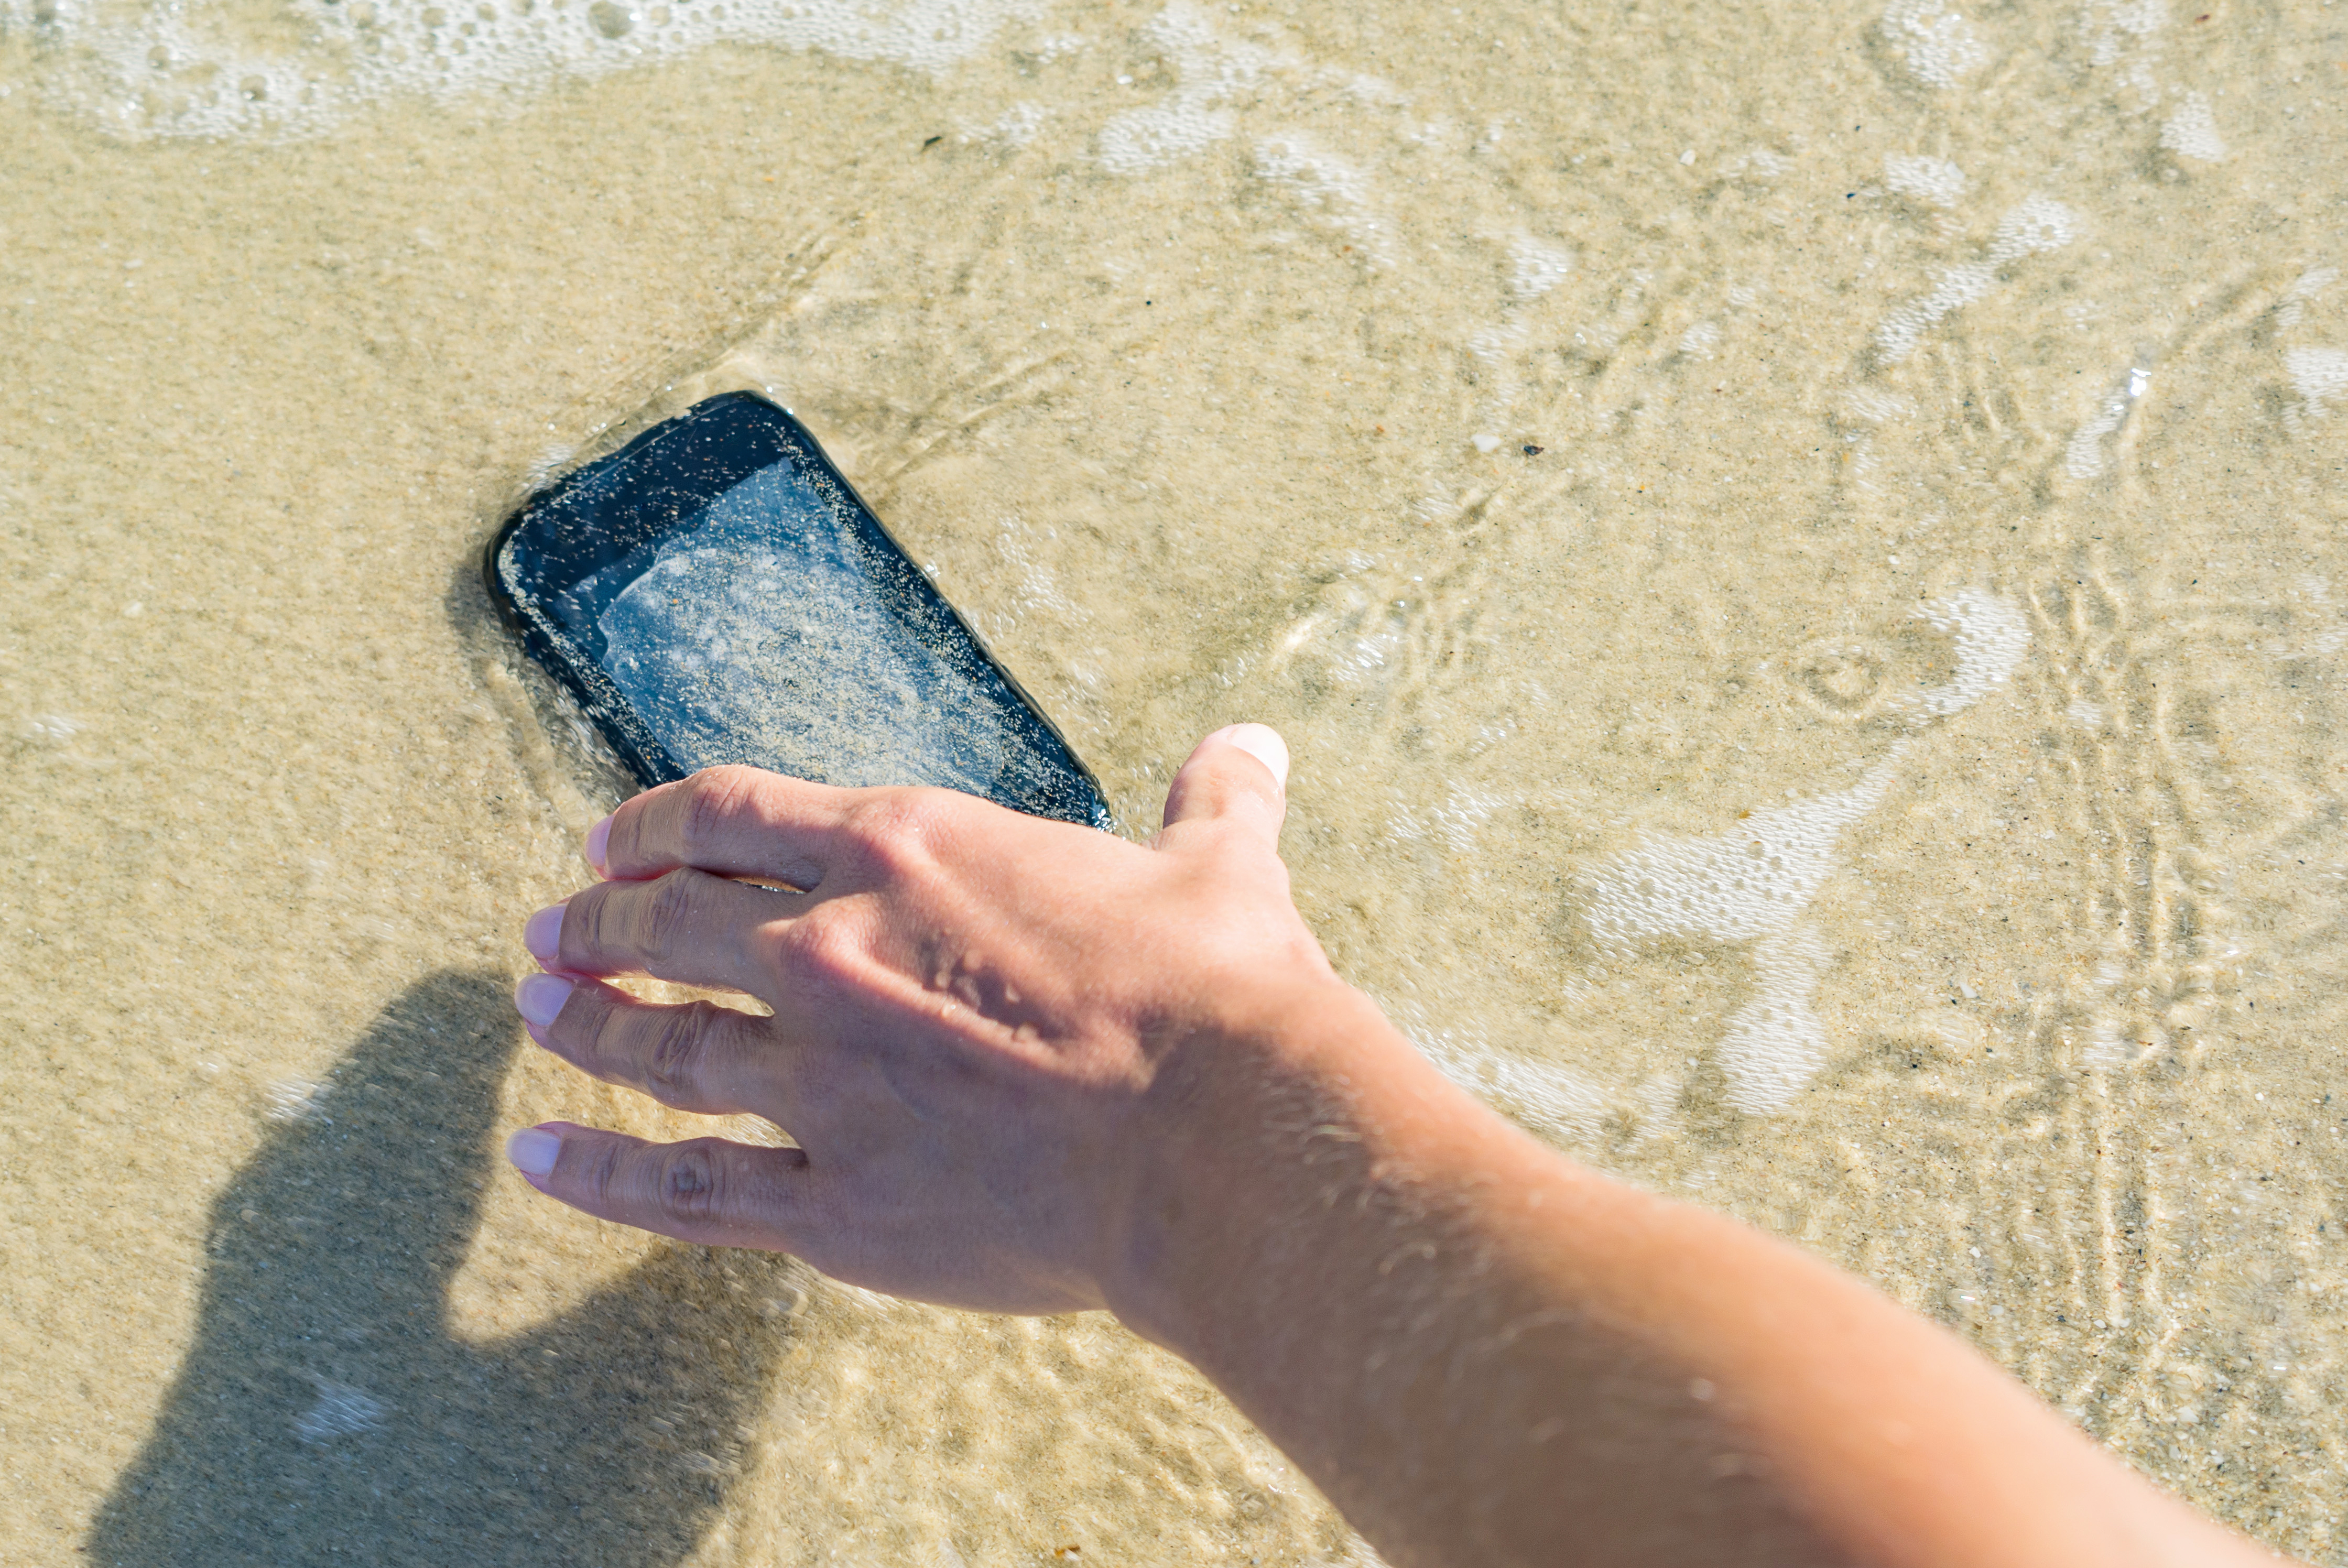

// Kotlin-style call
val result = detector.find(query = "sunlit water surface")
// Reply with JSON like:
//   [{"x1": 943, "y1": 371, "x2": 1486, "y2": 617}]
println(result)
[{"x1": 3, "y1": 0, "x2": 2346, "y2": 1560}]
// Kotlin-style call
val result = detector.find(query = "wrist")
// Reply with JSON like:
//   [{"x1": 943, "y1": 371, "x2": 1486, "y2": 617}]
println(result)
[{"x1": 1096, "y1": 975, "x2": 1438, "y2": 1351}]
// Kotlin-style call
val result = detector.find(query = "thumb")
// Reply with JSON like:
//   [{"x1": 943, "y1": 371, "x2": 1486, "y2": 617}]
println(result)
[{"x1": 1158, "y1": 723, "x2": 1290, "y2": 855}]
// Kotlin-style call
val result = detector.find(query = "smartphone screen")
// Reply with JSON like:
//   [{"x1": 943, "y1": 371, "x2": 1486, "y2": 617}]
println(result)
[{"x1": 485, "y1": 393, "x2": 1114, "y2": 829}]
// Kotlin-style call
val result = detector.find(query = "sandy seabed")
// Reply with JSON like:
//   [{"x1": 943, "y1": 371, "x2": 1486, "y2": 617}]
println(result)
[{"x1": 3, "y1": 0, "x2": 2347, "y2": 1561}]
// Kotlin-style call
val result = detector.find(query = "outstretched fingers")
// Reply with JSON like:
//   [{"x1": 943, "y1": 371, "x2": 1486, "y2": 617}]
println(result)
[
  {"x1": 515, "y1": 972, "x2": 792, "y2": 1120},
  {"x1": 506, "y1": 1123, "x2": 820, "y2": 1251}
]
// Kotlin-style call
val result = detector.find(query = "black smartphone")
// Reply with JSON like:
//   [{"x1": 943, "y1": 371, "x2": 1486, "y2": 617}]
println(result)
[{"x1": 483, "y1": 391, "x2": 1115, "y2": 830}]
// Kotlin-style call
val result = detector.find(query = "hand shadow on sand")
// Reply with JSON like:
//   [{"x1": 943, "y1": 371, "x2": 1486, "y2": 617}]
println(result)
[{"x1": 90, "y1": 969, "x2": 799, "y2": 1567}]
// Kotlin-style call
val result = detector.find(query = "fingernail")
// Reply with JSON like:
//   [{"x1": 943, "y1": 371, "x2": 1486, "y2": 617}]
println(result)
[
  {"x1": 584, "y1": 814, "x2": 612, "y2": 873},
  {"x1": 514, "y1": 972, "x2": 574, "y2": 1030},
  {"x1": 507, "y1": 1127, "x2": 561, "y2": 1180},
  {"x1": 1225, "y1": 723, "x2": 1290, "y2": 789},
  {"x1": 523, "y1": 903, "x2": 566, "y2": 964}
]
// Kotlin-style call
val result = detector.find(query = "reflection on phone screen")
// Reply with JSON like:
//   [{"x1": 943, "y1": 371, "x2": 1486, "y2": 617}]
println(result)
[
  {"x1": 489, "y1": 393, "x2": 1112, "y2": 828},
  {"x1": 549, "y1": 461, "x2": 1061, "y2": 800}
]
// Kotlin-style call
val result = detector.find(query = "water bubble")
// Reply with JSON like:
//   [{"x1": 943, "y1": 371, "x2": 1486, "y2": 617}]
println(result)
[{"x1": 589, "y1": 0, "x2": 633, "y2": 36}]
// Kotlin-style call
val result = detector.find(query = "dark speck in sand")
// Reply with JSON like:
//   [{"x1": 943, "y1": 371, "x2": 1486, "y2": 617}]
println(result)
[
  {"x1": 921, "y1": 135, "x2": 942, "y2": 150},
  {"x1": 1523, "y1": 444, "x2": 1543, "y2": 456}
]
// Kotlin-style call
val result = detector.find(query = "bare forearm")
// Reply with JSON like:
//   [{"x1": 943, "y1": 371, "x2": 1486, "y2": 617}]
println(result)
[
  {"x1": 507, "y1": 746, "x2": 2276, "y2": 1567},
  {"x1": 1111, "y1": 981, "x2": 2270, "y2": 1568}
]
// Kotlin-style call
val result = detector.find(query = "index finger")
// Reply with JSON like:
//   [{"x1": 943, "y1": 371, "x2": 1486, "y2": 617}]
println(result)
[{"x1": 593, "y1": 765, "x2": 854, "y2": 888}]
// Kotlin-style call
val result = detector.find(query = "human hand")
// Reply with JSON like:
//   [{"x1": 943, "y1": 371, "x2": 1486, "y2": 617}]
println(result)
[
  {"x1": 505, "y1": 724, "x2": 1335, "y2": 1315},
  {"x1": 499, "y1": 732, "x2": 2282, "y2": 1568}
]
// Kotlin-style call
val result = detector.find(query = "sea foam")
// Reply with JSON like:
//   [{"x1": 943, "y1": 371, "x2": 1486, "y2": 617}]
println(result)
[{"x1": 6, "y1": 0, "x2": 1039, "y2": 140}]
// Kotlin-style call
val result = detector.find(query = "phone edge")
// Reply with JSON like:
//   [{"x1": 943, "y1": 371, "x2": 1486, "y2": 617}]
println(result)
[
  {"x1": 481, "y1": 391, "x2": 1119, "y2": 832},
  {"x1": 481, "y1": 480, "x2": 691, "y2": 795}
]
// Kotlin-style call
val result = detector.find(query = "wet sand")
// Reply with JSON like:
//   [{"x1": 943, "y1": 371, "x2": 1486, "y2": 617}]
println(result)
[{"x1": 4, "y1": 0, "x2": 2347, "y2": 1560}]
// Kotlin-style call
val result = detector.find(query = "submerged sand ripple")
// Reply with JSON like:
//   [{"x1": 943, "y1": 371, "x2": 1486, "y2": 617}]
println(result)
[{"x1": 3, "y1": 0, "x2": 2346, "y2": 1559}]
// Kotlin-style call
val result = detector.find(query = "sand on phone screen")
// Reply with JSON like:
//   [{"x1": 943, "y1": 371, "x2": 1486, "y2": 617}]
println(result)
[{"x1": 4, "y1": 0, "x2": 2347, "y2": 1561}]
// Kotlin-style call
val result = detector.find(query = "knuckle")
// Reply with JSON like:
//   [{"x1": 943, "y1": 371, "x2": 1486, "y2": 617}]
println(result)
[
  {"x1": 642, "y1": 1003, "x2": 712, "y2": 1098},
  {"x1": 771, "y1": 906, "x2": 865, "y2": 988},
  {"x1": 656, "y1": 1144, "x2": 725, "y2": 1227},
  {"x1": 841, "y1": 790, "x2": 951, "y2": 876},
  {"x1": 566, "y1": 884, "x2": 617, "y2": 960},
  {"x1": 579, "y1": 1137, "x2": 627, "y2": 1206},
  {"x1": 637, "y1": 870, "x2": 704, "y2": 963},
  {"x1": 558, "y1": 983, "x2": 618, "y2": 1064},
  {"x1": 678, "y1": 766, "x2": 766, "y2": 853}
]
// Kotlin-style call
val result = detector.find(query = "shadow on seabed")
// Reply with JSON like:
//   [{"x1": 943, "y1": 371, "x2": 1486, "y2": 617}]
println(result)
[{"x1": 91, "y1": 968, "x2": 801, "y2": 1567}]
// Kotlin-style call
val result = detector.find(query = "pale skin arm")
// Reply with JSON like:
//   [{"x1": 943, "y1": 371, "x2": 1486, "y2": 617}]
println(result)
[{"x1": 503, "y1": 727, "x2": 2280, "y2": 1568}]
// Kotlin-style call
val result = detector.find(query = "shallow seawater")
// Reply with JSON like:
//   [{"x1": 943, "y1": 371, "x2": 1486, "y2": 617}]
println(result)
[{"x1": 3, "y1": 0, "x2": 2346, "y2": 1560}]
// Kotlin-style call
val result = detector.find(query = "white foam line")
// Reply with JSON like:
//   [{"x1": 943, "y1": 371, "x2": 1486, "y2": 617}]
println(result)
[
  {"x1": 1879, "y1": 0, "x2": 1990, "y2": 89},
  {"x1": 1883, "y1": 153, "x2": 1966, "y2": 208},
  {"x1": 2159, "y1": 91, "x2": 2226, "y2": 161},
  {"x1": 1578, "y1": 592, "x2": 2030, "y2": 1113},
  {"x1": 1715, "y1": 922, "x2": 1835, "y2": 1115},
  {"x1": 1398, "y1": 1010, "x2": 1610, "y2": 1144},
  {"x1": 1898, "y1": 589, "x2": 2030, "y2": 718},
  {"x1": 1094, "y1": 1, "x2": 1274, "y2": 174},
  {"x1": 1874, "y1": 195, "x2": 2081, "y2": 363},
  {"x1": 2286, "y1": 347, "x2": 2348, "y2": 416},
  {"x1": 25, "y1": 0, "x2": 1042, "y2": 140},
  {"x1": 1582, "y1": 748, "x2": 1907, "y2": 955}
]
